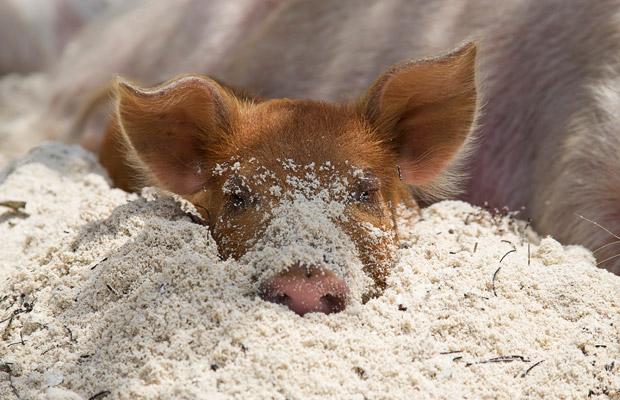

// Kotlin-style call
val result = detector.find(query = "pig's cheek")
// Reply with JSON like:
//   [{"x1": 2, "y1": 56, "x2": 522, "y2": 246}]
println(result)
[
  {"x1": 211, "y1": 210, "x2": 267, "y2": 260},
  {"x1": 358, "y1": 233, "x2": 396, "y2": 273},
  {"x1": 339, "y1": 216, "x2": 396, "y2": 279},
  {"x1": 210, "y1": 218, "x2": 246, "y2": 260}
]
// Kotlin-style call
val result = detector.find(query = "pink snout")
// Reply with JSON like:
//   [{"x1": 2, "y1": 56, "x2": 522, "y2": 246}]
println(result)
[{"x1": 258, "y1": 265, "x2": 349, "y2": 316}]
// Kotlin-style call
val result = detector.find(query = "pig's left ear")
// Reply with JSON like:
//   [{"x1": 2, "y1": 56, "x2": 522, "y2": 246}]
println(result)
[
  {"x1": 361, "y1": 42, "x2": 478, "y2": 187},
  {"x1": 114, "y1": 75, "x2": 237, "y2": 194}
]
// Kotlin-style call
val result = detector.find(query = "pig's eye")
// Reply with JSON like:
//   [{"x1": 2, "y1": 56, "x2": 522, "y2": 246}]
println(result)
[
  {"x1": 357, "y1": 190, "x2": 375, "y2": 202},
  {"x1": 230, "y1": 193, "x2": 248, "y2": 208},
  {"x1": 351, "y1": 175, "x2": 380, "y2": 204},
  {"x1": 224, "y1": 177, "x2": 255, "y2": 211},
  {"x1": 227, "y1": 189, "x2": 254, "y2": 211},
  {"x1": 353, "y1": 189, "x2": 378, "y2": 203}
]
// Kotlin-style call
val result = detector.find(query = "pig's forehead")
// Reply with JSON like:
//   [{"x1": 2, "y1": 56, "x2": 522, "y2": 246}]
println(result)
[
  {"x1": 214, "y1": 157, "x2": 366, "y2": 189},
  {"x1": 210, "y1": 99, "x2": 396, "y2": 189},
  {"x1": 234, "y1": 99, "x2": 377, "y2": 164}
]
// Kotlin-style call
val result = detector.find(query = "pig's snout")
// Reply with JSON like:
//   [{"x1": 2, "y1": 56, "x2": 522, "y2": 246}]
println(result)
[{"x1": 258, "y1": 265, "x2": 349, "y2": 316}]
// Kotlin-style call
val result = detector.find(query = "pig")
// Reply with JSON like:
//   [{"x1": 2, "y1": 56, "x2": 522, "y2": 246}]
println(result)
[
  {"x1": 99, "y1": 44, "x2": 478, "y2": 315},
  {"x1": 9, "y1": 0, "x2": 620, "y2": 273}
]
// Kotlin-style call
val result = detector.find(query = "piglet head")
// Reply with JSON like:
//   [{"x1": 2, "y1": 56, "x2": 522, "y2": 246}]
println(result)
[{"x1": 113, "y1": 43, "x2": 478, "y2": 315}]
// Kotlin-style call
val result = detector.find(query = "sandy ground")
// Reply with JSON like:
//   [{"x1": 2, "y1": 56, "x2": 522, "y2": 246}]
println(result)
[{"x1": 0, "y1": 143, "x2": 618, "y2": 399}]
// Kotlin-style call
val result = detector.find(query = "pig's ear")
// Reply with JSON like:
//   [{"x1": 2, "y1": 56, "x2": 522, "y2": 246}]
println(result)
[
  {"x1": 114, "y1": 75, "x2": 236, "y2": 194},
  {"x1": 361, "y1": 42, "x2": 478, "y2": 187}
]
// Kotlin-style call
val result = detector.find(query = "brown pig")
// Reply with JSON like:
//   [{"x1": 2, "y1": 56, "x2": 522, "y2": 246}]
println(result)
[
  {"x1": 99, "y1": 44, "x2": 478, "y2": 315},
  {"x1": 20, "y1": 0, "x2": 620, "y2": 274}
]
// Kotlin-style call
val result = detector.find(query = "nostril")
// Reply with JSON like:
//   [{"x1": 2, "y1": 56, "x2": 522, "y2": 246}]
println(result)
[
  {"x1": 321, "y1": 293, "x2": 347, "y2": 314},
  {"x1": 273, "y1": 293, "x2": 289, "y2": 306}
]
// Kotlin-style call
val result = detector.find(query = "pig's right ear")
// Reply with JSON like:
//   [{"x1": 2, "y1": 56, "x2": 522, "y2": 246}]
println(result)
[
  {"x1": 114, "y1": 75, "x2": 236, "y2": 194},
  {"x1": 361, "y1": 43, "x2": 478, "y2": 192}
]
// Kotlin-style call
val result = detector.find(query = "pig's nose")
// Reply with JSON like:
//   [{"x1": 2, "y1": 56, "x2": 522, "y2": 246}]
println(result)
[{"x1": 258, "y1": 265, "x2": 349, "y2": 316}]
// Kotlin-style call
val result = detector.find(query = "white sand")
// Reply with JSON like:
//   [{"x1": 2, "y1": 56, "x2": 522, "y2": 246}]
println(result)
[{"x1": 0, "y1": 143, "x2": 618, "y2": 399}]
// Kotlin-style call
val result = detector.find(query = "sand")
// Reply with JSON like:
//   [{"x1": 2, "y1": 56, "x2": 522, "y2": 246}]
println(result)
[{"x1": 0, "y1": 143, "x2": 618, "y2": 399}]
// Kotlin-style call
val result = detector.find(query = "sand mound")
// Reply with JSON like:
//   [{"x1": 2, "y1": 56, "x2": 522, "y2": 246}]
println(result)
[{"x1": 0, "y1": 143, "x2": 618, "y2": 399}]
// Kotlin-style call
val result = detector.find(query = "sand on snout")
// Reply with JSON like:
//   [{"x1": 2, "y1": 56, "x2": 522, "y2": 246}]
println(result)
[{"x1": 0, "y1": 143, "x2": 618, "y2": 400}]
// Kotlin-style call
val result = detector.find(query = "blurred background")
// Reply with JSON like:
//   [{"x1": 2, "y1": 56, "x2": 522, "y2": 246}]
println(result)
[{"x1": 0, "y1": 0, "x2": 143, "y2": 167}]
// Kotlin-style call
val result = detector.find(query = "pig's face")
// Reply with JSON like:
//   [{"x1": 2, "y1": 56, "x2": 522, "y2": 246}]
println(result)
[
  {"x1": 187, "y1": 101, "x2": 403, "y2": 302},
  {"x1": 111, "y1": 43, "x2": 477, "y2": 314}
]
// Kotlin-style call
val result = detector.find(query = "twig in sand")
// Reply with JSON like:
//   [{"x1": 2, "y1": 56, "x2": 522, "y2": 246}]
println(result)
[
  {"x1": 353, "y1": 366, "x2": 368, "y2": 380},
  {"x1": 1, "y1": 317, "x2": 15, "y2": 341},
  {"x1": 90, "y1": 257, "x2": 108, "y2": 270},
  {"x1": 2, "y1": 299, "x2": 35, "y2": 339},
  {"x1": 492, "y1": 267, "x2": 502, "y2": 297},
  {"x1": 492, "y1": 249, "x2": 516, "y2": 296},
  {"x1": 605, "y1": 361, "x2": 615, "y2": 372},
  {"x1": 7, "y1": 331, "x2": 25, "y2": 347},
  {"x1": 0, "y1": 201, "x2": 26, "y2": 212},
  {"x1": 499, "y1": 249, "x2": 516, "y2": 263},
  {"x1": 465, "y1": 355, "x2": 530, "y2": 367},
  {"x1": 0, "y1": 313, "x2": 15, "y2": 326},
  {"x1": 105, "y1": 284, "x2": 119, "y2": 297},
  {"x1": 0, "y1": 362, "x2": 12, "y2": 374},
  {"x1": 473, "y1": 242, "x2": 478, "y2": 253},
  {"x1": 0, "y1": 200, "x2": 29, "y2": 220},
  {"x1": 64, "y1": 325, "x2": 76, "y2": 343},
  {"x1": 520, "y1": 360, "x2": 544, "y2": 377},
  {"x1": 89, "y1": 390, "x2": 111, "y2": 400},
  {"x1": 41, "y1": 345, "x2": 58, "y2": 355},
  {"x1": 519, "y1": 217, "x2": 532, "y2": 248},
  {"x1": 9, "y1": 374, "x2": 20, "y2": 399},
  {"x1": 439, "y1": 350, "x2": 463, "y2": 355},
  {"x1": 1, "y1": 362, "x2": 22, "y2": 399},
  {"x1": 2, "y1": 296, "x2": 14, "y2": 311}
]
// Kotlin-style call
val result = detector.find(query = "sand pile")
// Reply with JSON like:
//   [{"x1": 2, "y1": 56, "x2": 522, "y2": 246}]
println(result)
[{"x1": 0, "y1": 143, "x2": 618, "y2": 399}]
